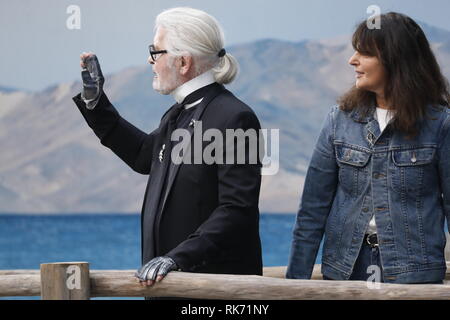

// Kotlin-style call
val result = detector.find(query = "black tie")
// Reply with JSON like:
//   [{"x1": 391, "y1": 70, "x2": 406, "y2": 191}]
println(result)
[{"x1": 166, "y1": 103, "x2": 184, "y2": 124}]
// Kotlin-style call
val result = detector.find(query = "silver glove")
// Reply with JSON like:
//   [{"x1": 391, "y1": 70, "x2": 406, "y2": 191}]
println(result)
[
  {"x1": 81, "y1": 54, "x2": 104, "y2": 110},
  {"x1": 135, "y1": 256, "x2": 178, "y2": 282}
]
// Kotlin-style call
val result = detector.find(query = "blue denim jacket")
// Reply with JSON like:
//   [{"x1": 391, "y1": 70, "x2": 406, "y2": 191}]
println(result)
[{"x1": 287, "y1": 104, "x2": 450, "y2": 283}]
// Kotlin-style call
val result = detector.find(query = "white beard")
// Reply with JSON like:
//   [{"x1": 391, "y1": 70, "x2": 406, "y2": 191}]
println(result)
[{"x1": 152, "y1": 63, "x2": 182, "y2": 95}]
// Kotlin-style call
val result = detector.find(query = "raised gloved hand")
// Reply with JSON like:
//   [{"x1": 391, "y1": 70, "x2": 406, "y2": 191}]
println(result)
[
  {"x1": 135, "y1": 256, "x2": 178, "y2": 286},
  {"x1": 80, "y1": 52, "x2": 104, "y2": 110}
]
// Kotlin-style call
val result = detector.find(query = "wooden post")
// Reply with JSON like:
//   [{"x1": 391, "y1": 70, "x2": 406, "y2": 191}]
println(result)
[{"x1": 40, "y1": 262, "x2": 90, "y2": 300}]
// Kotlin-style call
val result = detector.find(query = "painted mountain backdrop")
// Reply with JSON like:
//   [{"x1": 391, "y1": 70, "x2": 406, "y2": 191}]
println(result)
[{"x1": 1, "y1": 22, "x2": 450, "y2": 214}]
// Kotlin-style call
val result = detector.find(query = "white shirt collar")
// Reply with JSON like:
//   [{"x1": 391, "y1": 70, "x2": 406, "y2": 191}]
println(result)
[{"x1": 171, "y1": 69, "x2": 216, "y2": 106}]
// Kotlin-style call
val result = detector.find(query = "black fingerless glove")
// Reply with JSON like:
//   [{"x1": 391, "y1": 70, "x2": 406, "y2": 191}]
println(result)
[
  {"x1": 81, "y1": 54, "x2": 105, "y2": 110},
  {"x1": 135, "y1": 256, "x2": 178, "y2": 281}
]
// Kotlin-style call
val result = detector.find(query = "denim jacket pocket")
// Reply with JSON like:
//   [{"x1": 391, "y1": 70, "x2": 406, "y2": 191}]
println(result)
[
  {"x1": 390, "y1": 147, "x2": 436, "y2": 194},
  {"x1": 335, "y1": 144, "x2": 371, "y2": 196}
]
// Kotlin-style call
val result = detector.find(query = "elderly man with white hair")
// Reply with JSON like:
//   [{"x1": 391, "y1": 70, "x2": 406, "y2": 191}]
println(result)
[{"x1": 72, "y1": 7, "x2": 263, "y2": 293}]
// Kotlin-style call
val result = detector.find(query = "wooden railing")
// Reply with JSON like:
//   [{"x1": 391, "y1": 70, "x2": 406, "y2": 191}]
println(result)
[{"x1": 1, "y1": 262, "x2": 450, "y2": 300}]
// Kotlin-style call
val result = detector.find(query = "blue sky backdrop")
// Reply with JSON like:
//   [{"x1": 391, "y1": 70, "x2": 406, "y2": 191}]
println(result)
[{"x1": 1, "y1": 0, "x2": 450, "y2": 91}]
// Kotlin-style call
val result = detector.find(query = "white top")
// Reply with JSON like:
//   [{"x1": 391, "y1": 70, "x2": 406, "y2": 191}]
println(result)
[
  {"x1": 366, "y1": 108, "x2": 394, "y2": 234},
  {"x1": 170, "y1": 69, "x2": 216, "y2": 109},
  {"x1": 376, "y1": 107, "x2": 393, "y2": 132}
]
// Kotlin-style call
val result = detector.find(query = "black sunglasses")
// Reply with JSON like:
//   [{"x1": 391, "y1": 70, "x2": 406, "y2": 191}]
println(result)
[{"x1": 149, "y1": 44, "x2": 168, "y2": 61}]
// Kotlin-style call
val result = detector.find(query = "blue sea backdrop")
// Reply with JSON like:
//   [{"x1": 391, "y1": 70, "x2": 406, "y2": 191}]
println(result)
[
  {"x1": 0, "y1": 213, "x2": 324, "y2": 300},
  {"x1": 0, "y1": 213, "x2": 323, "y2": 270}
]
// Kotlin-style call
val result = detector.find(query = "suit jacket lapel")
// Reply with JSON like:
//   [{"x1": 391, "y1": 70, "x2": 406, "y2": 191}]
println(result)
[{"x1": 141, "y1": 103, "x2": 181, "y2": 262}]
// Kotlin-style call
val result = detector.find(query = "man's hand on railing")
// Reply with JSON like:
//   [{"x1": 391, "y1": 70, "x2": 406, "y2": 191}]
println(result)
[{"x1": 134, "y1": 256, "x2": 178, "y2": 287}]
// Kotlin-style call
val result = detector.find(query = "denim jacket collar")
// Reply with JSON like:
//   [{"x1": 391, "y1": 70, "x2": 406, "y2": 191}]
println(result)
[
  {"x1": 349, "y1": 105, "x2": 383, "y2": 146},
  {"x1": 349, "y1": 104, "x2": 376, "y2": 123}
]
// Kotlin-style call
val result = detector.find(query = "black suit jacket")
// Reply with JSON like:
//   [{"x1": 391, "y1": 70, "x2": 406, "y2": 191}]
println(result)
[{"x1": 73, "y1": 83, "x2": 263, "y2": 275}]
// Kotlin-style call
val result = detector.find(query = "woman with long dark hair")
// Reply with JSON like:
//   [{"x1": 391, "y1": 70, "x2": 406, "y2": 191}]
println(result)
[{"x1": 287, "y1": 12, "x2": 450, "y2": 284}]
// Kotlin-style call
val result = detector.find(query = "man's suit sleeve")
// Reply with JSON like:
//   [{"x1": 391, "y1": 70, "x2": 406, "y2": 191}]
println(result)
[
  {"x1": 72, "y1": 92, "x2": 159, "y2": 175},
  {"x1": 166, "y1": 110, "x2": 262, "y2": 270}
]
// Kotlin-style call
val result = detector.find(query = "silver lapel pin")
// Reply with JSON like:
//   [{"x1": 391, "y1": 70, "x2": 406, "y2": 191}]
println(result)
[
  {"x1": 189, "y1": 119, "x2": 196, "y2": 127},
  {"x1": 159, "y1": 144, "x2": 166, "y2": 162}
]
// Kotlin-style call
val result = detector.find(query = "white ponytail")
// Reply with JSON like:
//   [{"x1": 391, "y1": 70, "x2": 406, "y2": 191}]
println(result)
[
  {"x1": 213, "y1": 52, "x2": 238, "y2": 84},
  {"x1": 155, "y1": 7, "x2": 239, "y2": 84}
]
